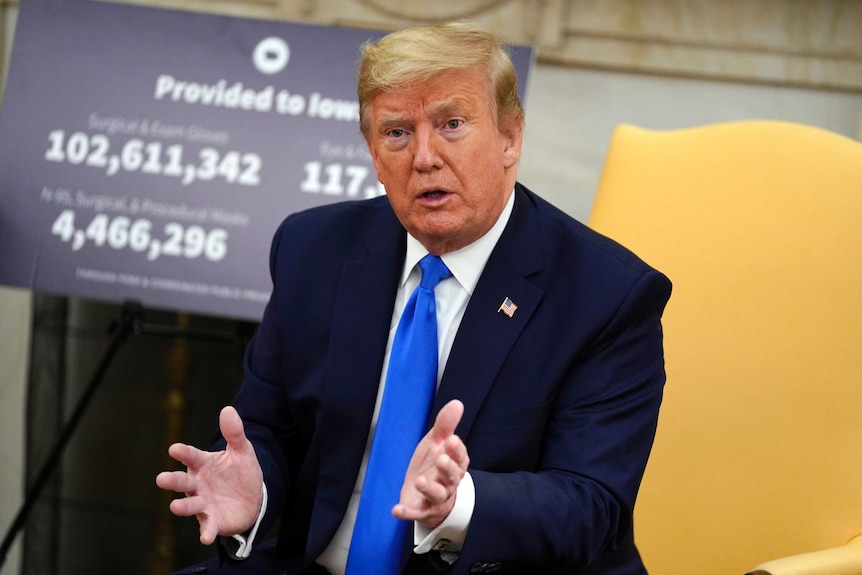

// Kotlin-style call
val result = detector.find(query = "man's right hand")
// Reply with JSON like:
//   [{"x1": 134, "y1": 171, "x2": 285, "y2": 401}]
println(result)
[{"x1": 156, "y1": 405, "x2": 264, "y2": 545}]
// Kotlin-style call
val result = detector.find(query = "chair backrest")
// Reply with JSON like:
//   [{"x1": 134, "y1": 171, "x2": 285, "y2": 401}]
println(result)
[{"x1": 588, "y1": 121, "x2": 862, "y2": 575}]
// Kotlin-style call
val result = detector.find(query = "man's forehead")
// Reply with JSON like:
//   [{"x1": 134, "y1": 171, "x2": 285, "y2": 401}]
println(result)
[{"x1": 374, "y1": 95, "x2": 473, "y2": 119}]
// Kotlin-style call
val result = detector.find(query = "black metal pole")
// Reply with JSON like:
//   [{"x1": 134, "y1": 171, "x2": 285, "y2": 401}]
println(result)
[
  {"x1": 0, "y1": 300, "x2": 142, "y2": 568},
  {"x1": 0, "y1": 300, "x2": 249, "y2": 569}
]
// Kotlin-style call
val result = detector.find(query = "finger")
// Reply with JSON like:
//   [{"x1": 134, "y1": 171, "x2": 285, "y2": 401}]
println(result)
[
  {"x1": 220, "y1": 406, "x2": 249, "y2": 452},
  {"x1": 391, "y1": 503, "x2": 422, "y2": 521},
  {"x1": 434, "y1": 453, "x2": 463, "y2": 487},
  {"x1": 169, "y1": 495, "x2": 206, "y2": 517},
  {"x1": 156, "y1": 470, "x2": 196, "y2": 493},
  {"x1": 167, "y1": 442, "x2": 209, "y2": 470},
  {"x1": 430, "y1": 399, "x2": 464, "y2": 441},
  {"x1": 392, "y1": 488, "x2": 435, "y2": 521},
  {"x1": 199, "y1": 519, "x2": 218, "y2": 546},
  {"x1": 443, "y1": 435, "x2": 469, "y2": 468},
  {"x1": 392, "y1": 491, "x2": 449, "y2": 522},
  {"x1": 392, "y1": 502, "x2": 434, "y2": 521},
  {"x1": 414, "y1": 474, "x2": 450, "y2": 504}
]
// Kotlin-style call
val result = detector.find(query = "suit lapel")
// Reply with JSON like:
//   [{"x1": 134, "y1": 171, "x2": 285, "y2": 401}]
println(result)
[{"x1": 434, "y1": 187, "x2": 545, "y2": 439}]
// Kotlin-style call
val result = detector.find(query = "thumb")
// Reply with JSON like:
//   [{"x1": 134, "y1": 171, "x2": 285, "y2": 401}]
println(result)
[
  {"x1": 219, "y1": 406, "x2": 248, "y2": 450},
  {"x1": 431, "y1": 399, "x2": 464, "y2": 440}
]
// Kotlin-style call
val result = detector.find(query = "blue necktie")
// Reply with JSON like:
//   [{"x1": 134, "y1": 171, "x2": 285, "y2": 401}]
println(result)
[{"x1": 346, "y1": 254, "x2": 451, "y2": 575}]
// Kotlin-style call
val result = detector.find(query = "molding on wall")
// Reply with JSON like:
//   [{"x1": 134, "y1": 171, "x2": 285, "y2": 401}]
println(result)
[
  {"x1": 2, "y1": 0, "x2": 862, "y2": 93},
  {"x1": 543, "y1": 0, "x2": 862, "y2": 92},
  {"x1": 85, "y1": 0, "x2": 862, "y2": 93}
]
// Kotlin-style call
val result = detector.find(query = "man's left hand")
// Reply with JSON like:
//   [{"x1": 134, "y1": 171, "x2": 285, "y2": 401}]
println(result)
[{"x1": 393, "y1": 399, "x2": 470, "y2": 528}]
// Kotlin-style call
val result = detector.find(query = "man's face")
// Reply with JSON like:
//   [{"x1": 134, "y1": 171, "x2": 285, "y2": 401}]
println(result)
[{"x1": 365, "y1": 67, "x2": 523, "y2": 255}]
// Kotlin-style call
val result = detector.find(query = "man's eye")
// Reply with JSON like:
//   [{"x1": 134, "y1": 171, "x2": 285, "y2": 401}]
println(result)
[
  {"x1": 389, "y1": 129, "x2": 405, "y2": 138},
  {"x1": 445, "y1": 120, "x2": 462, "y2": 129}
]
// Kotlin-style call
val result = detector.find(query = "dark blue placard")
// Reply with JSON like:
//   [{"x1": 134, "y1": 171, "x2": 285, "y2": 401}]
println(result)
[{"x1": 0, "y1": 0, "x2": 534, "y2": 320}]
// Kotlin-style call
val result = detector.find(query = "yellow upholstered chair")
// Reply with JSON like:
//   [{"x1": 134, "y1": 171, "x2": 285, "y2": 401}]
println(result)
[{"x1": 588, "y1": 121, "x2": 862, "y2": 575}]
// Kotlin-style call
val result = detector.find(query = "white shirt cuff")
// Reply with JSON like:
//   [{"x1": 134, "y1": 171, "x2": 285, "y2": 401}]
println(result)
[
  {"x1": 413, "y1": 471, "x2": 474, "y2": 557},
  {"x1": 230, "y1": 482, "x2": 268, "y2": 558}
]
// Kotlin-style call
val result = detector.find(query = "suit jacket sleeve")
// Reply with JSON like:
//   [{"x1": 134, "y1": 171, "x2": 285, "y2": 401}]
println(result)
[
  {"x1": 439, "y1": 187, "x2": 672, "y2": 573},
  {"x1": 461, "y1": 268, "x2": 670, "y2": 571}
]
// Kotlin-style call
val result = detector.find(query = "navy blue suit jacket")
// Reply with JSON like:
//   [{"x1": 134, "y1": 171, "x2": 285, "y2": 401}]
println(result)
[{"x1": 188, "y1": 183, "x2": 671, "y2": 575}]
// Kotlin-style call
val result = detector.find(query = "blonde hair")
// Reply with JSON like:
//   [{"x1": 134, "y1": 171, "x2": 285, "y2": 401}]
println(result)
[{"x1": 357, "y1": 21, "x2": 525, "y2": 135}]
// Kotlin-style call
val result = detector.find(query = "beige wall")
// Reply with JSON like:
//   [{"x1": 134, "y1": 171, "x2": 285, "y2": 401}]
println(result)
[
  {"x1": 1, "y1": 3, "x2": 23, "y2": 573},
  {"x1": 0, "y1": 286, "x2": 28, "y2": 575}
]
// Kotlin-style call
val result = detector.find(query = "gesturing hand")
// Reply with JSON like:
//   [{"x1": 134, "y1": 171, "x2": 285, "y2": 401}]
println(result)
[
  {"x1": 155, "y1": 406, "x2": 264, "y2": 545},
  {"x1": 392, "y1": 399, "x2": 470, "y2": 529}
]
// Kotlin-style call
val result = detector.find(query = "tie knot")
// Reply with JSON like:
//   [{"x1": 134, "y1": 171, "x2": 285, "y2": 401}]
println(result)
[{"x1": 418, "y1": 254, "x2": 450, "y2": 290}]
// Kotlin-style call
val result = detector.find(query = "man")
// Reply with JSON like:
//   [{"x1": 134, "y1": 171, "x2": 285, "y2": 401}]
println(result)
[{"x1": 157, "y1": 21, "x2": 671, "y2": 575}]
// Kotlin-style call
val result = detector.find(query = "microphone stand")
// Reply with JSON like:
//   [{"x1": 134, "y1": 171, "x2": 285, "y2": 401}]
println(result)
[{"x1": 0, "y1": 300, "x2": 246, "y2": 569}]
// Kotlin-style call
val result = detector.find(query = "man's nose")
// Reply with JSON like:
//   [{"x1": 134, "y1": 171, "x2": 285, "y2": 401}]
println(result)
[{"x1": 412, "y1": 128, "x2": 443, "y2": 171}]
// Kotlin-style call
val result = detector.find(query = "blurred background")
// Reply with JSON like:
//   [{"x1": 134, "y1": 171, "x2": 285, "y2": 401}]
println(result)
[{"x1": 1, "y1": 1, "x2": 860, "y2": 574}]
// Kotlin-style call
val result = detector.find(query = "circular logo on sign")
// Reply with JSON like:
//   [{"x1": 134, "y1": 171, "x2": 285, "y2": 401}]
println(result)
[{"x1": 253, "y1": 37, "x2": 290, "y2": 75}]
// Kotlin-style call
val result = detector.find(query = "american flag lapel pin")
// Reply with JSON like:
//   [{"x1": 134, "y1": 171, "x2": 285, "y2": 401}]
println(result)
[{"x1": 498, "y1": 296, "x2": 518, "y2": 318}]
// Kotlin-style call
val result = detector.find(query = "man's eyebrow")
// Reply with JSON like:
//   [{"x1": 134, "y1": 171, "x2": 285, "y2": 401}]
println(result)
[
  {"x1": 375, "y1": 115, "x2": 407, "y2": 130},
  {"x1": 373, "y1": 99, "x2": 473, "y2": 131},
  {"x1": 429, "y1": 99, "x2": 469, "y2": 117}
]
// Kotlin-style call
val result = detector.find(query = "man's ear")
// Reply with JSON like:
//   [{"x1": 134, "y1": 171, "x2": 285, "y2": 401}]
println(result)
[{"x1": 501, "y1": 118, "x2": 524, "y2": 169}]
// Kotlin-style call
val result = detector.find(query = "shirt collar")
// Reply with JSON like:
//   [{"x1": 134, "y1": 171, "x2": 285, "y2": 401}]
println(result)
[{"x1": 401, "y1": 189, "x2": 515, "y2": 295}]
